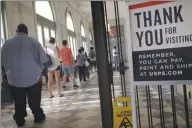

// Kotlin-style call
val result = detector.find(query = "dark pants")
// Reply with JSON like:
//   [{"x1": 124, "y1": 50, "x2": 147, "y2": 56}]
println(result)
[
  {"x1": 74, "y1": 66, "x2": 78, "y2": 78},
  {"x1": 45, "y1": 74, "x2": 48, "y2": 83},
  {"x1": 10, "y1": 81, "x2": 44, "y2": 122},
  {"x1": 78, "y1": 65, "x2": 86, "y2": 81},
  {"x1": 85, "y1": 66, "x2": 90, "y2": 78},
  {"x1": 90, "y1": 61, "x2": 97, "y2": 70},
  {"x1": 113, "y1": 56, "x2": 118, "y2": 69}
]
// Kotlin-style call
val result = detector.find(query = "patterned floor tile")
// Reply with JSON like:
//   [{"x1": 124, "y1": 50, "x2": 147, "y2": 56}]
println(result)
[
  {"x1": 75, "y1": 110, "x2": 99, "y2": 119},
  {"x1": 67, "y1": 119, "x2": 95, "y2": 128},
  {"x1": 87, "y1": 115, "x2": 102, "y2": 124},
  {"x1": 1, "y1": 72, "x2": 192, "y2": 128}
]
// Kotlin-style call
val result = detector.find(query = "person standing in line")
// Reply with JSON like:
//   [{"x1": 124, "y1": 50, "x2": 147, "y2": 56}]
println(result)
[
  {"x1": 74, "y1": 60, "x2": 78, "y2": 78},
  {"x1": 81, "y1": 47, "x2": 88, "y2": 58},
  {"x1": 1, "y1": 24, "x2": 46, "y2": 127},
  {"x1": 88, "y1": 47, "x2": 96, "y2": 72},
  {"x1": 43, "y1": 46, "x2": 48, "y2": 84},
  {"x1": 46, "y1": 37, "x2": 64, "y2": 98},
  {"x1": 76, "y1": 49, "x2": 87, "y2": 82},
  {"x1": 113, "y1": 46, "x2": 118, "y2": 70},
  {"x1": 60, "y1": 40, "x2": 78, "y2": 88},
  {"x1": 81, "y1": 47, "x2": 90, "y2": 79}
]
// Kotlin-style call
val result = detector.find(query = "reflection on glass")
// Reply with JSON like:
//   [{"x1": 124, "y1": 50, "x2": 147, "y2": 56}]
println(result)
[
  {"x1": 37, "y1": 25, "x2": 43, "y2": 46},
  {"x1": 44, "y1": 27, "x2": 49, "y2": 46}
]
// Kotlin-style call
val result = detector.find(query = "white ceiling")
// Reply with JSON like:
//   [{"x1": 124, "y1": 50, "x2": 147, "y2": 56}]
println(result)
[
  {"x1": 70, "y1": 1, "x2": 129, "y2": 22},
  {"x1": 69, "y1": 1, "x2": 148, "y2": 23}
]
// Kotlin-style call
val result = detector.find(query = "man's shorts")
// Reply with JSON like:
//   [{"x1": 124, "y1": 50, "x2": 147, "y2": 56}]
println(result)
[{"x1": 62, "y1": 65, "x2": 74, "y2": 75}]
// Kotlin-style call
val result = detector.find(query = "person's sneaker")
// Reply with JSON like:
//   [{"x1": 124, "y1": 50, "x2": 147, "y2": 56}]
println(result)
[
  {"x1": 66, "y1": 78, "x2": 70, "y2": 82},
  {"x1": 83, "y1": 79, "x2": 87, "y2": 82},
  {"x1": 34, "y1": 114, "x2": 46, "y2": 123},
  {"x1": 49, "y1": 95, "x2": 54, "y2": 98},
  {"x1": 73, "y1": 85, "x2": 79, "y2": 88},
  {"x1": 59, "y1": 94, "x2": 64, "y2": 97}
]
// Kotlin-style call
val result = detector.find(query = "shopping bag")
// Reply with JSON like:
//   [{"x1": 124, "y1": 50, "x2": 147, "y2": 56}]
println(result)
[
  {"x1": 85, "y1": 61, "x2": 89, "y2": 67},
  {"x1": 113, "y1": 97, "x2": 133, "y2": 128},
  {"x1": 1, "y1": 82, "x2": 13, "y2": 103}
]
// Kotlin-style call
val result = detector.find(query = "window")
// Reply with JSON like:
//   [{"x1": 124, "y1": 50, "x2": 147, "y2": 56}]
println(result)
[
  {"x1": 43, "y1": 27, "x2": 49, "y2": 46},
  {"x1": 83, "y1": 41, "x2": 87, "y2": 52},
  {"x1": 73, "y1": 38, "x2": 77, "y2": 56},
  {"x1": 35, "y1": 1, "x2": 56, "y2": 47},
  {"x1": 50, "y1": 29, "x2": 55, "y2": 38},
  {"x1": 37, "y1": 25, "x2": 43, "y2": 46},
  {"x1": 35, "y1": 1, "x2": 54, "y2": 21},
  {"x1": 1, "y1": 12, "x2": 5, "y2": 48},
  {"x1": 66, "y1": 11, "x2": 77, "y2": 57},
  {"x1": 89, "y1": 31, "x2": 92, "y2": 41},
  {"x1": 81, "y1": 23, "x2": 87, "y2": 51},
  {"x1": 81, "y1": 24, "x2": 85, "y2": 37},
  {"x1": 89, "y1": 30, "x2": 93, "y2": 46},
  {"x1": 66, "y1": 12, "x2": 75, "y2": 32}
]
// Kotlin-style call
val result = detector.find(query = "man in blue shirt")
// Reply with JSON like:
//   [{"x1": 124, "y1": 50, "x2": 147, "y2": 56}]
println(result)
[{"x1": 1, "y1": 24, "x2": 48, "y2": 127}]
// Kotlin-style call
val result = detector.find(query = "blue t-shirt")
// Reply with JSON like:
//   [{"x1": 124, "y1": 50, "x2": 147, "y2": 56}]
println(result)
[{"x1": 1, "y1": 33, "x2": 48, "y2": 87}]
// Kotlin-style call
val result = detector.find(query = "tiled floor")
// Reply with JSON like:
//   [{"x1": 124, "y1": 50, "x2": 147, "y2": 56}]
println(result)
[
  {"x1": 1, "y1": 72, "x2": 126, "y2": 128},
  {"x1": 1, "y1": 72, "x2": 192, "y2": 128},
  {"x1": 2, "y1": 73, "x2": 101, "y2": 128}
]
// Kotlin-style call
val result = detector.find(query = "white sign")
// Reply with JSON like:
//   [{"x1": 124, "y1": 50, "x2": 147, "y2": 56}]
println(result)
[{"x1": 129, "y1": 1, "x2": 192, "y2": 85}]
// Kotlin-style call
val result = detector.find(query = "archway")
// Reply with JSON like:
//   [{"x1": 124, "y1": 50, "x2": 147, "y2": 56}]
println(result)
[{"x1": 35, "y1": 1, "x2": 56, "y2": 46}]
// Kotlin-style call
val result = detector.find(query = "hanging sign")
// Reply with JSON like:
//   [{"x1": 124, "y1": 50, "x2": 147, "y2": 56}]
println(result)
[{"x1": 129, "y1": 1, "x2": 192, "y2": 85}]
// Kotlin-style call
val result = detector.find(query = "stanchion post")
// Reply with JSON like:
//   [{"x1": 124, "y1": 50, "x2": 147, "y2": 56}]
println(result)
[
  {"x1": 183, "y1": 85, "x2": 190, "y2": 127},
  {"x1": 91, "y1": 2, "x2": 113, "y2": 128}
]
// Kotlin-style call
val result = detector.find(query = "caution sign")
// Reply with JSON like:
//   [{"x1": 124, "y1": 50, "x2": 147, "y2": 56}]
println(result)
[
  {"x1": 119, "y1": 117, "x2": 133, "y2": 128},
  {"x1": 113, "y1": 97, "x2": 132, "y2": 128}
]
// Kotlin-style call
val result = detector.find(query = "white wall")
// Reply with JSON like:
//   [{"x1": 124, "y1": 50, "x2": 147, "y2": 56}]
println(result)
[{"x1": 4, "y1": 1, "x2": 37, "y2": 38}]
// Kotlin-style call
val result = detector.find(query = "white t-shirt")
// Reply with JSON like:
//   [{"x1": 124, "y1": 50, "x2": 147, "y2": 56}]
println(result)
[
  {"x1": 46, "y1": 44, "x2": 60, "y2": 71},
  {"x1": 113, "y1": 49, "x2": 117, "y2": 57},
  {"x1": 89, "y1": 50, "x2": 96, "y2": 61}
]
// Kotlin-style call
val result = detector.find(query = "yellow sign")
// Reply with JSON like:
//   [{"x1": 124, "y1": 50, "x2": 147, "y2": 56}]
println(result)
[{"x1": 113, "y1": 97, "x2": 133, "y2": 128}]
